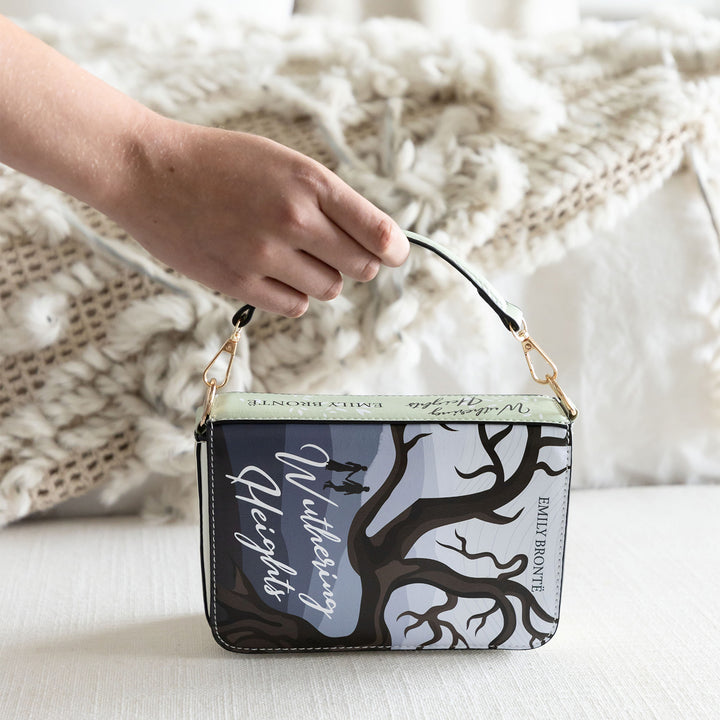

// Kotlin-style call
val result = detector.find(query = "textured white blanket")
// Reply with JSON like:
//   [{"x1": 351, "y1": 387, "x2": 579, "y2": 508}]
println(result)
[{"x1": 2, "y1": 10, "x2": 720, "y2": 523}]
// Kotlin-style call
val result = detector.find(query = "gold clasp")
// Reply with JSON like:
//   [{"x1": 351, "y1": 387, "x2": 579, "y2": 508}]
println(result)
[
  {"x1": 512, "y1": 320, "x2": 578, "y2": 420},
  {"x1": 203, "y1": 331, "x2": 241, "y2": 390},
  {"x1": 200, "y1": 378, "x2": 218, "y2": 427},
  {"x1": 200, "y1": 320, "x2": 244, "y2": 426},
  {"x1": 515, "y1": 328, "x2": 558, "y2": 385}
]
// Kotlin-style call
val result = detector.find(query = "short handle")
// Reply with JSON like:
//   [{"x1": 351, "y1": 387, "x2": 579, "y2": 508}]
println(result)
[
  {"x1": 231, "y1": 231, "x2": 524, "y2": 334},
  {"x1": 404, "y1": 231, "x2": 523, "y2": 333},
  {"x1": 208, "y1": 230, "x2": 577, "y2": 424}
]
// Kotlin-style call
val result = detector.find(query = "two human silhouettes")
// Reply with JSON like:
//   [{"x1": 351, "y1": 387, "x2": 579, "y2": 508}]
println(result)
[{"x1": 323, "y1": 459, "x2": 369, "y2": 495}]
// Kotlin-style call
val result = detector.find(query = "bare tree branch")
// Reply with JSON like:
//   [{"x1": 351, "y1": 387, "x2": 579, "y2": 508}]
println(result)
[
  {"x1": 437, "y1": 530, "x2": 528, "y2": 580},
  {"x1": 387, "y1": 557, "x2": 556, "y2": 649},
  {"x1": 368, "y1": 425, "x2": 569, "y2": 560},
  {"x1": 535, "y1": 461, "x2": 566, "y2": 477},
  {"x1": 538, "y1": 434, "x2": 571, "y2": 448},
  {"x1": 347, "y1": 424, "x2": 429, "y2": 571},
  {"x1": 405, "y1": 430, "x2": 431, "y2": 453},
  {"x1": 455, "y1": 463, "x2": 497, "y2": 480},
  {"x1": 455, "y1": 425, "x2": 512, "y2": 485},
  {"x1": 467, "y1": 600, "x2": 501, "y2": 636},
  {"x1": 398, "y1": 593, "x2": 468, "y2": 649},
  {"x1": 216, "y1": 566, "x2": 329, "y2": 649},
  {"x1": 439, "y1": 424, "x2": 458, "y2": 432}
]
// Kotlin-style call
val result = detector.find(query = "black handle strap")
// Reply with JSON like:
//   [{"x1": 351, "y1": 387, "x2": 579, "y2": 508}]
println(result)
[
  {"x1": 231, "y1": 304, "x2": 255, "y2": 328},
  {"x1": 404, "y1": 231, "x2": 523, "y2": 332},
  {"x1": 203, "y1": 231, "x2": 577, "y2": 426},
  {"x1": 231, "y1": 231, "x2": 524, "y2": 333}
]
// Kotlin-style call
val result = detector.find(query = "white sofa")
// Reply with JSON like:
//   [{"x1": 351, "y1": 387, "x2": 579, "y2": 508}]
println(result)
[{"x1": 1, "y1": 484, "x2": 718, "y2": 720}]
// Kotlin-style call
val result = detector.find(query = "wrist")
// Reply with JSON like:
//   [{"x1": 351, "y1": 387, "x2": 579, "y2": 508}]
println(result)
[{"x1": 87, "y1": 107, "x2": 172, "y2": 219}]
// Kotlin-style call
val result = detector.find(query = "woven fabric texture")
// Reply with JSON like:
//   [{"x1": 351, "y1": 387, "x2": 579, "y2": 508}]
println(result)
[
  {"x1": 2, "y1": 10, "x2": 720, "y2": 524},
  {"x1": 1, "y1": 486, "x2": 718, "y2": 719}
]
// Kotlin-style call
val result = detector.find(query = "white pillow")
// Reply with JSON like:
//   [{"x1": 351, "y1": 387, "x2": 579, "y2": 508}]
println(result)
[
  {"x1": 406, "y1": 169, "x2": 720, "y2": 488},
  {"x1": 43, "y1": 168, "x2": 720, "y2": 520}
]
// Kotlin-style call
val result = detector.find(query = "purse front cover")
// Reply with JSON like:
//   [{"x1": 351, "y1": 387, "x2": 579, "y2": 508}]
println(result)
[{"x1": 200, "y1": 419, "x2": 572, "y2": 652}]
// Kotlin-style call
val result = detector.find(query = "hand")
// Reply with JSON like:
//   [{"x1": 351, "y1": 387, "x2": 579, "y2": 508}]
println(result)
[
  {"x1": 0, "y1": 16, "x2": 408, "y2": 316},
  {"x1": 107, "y1": 117, "x2": 410, "y2": 317}
]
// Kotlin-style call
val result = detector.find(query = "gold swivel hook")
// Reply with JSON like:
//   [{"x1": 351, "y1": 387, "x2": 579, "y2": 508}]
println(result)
[
  {"x1": 200, "y1": 318, "x2": 245, "y2": 426},
  {"x1": 512, "y1": 320, "x2": 578, "y2": 421}
]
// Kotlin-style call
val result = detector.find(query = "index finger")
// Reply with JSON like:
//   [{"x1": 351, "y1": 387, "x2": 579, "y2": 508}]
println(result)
[{"x1": 317, "y1": 173, "x2": 410, "y2": 267}]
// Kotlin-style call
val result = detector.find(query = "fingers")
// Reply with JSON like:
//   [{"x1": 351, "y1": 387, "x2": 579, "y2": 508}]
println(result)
[
  {"x1": 195, "y1": 139, "x2": 410, "y2": 317},
  {"x1": 237, "y1": 190, "x2": 402, "y2": 316},
  {"x1": 240, "y1": 277, "x2": 310, "y2": 318},
  {"x1": 228, "y1": 247, "x2": 345, "y2": 318},
  {"x1": 274, "y1": 249, "x2": 345, "y2": 303},
  {"x1": 295, "y1": 218, "x2": 382, "y2": 283},
  {"x1": 316, "y1": 172, "x2": 410, "y2": 267}
]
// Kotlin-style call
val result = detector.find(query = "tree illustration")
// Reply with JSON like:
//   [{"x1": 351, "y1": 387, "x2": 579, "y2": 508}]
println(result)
[{"x1": 215, "y1": 423, "x2": 570, "y2": 650}]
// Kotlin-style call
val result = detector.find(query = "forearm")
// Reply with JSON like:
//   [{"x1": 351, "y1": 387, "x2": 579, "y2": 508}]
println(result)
[
  {"x1": 0, "y1": 14, "x2": 155, "y2": 212},
  {"x1": 0, "y1": 14, "x2": 409, "y2": 316}
]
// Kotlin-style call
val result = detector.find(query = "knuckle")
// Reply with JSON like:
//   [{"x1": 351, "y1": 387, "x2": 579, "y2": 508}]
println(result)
[
  {"x1": 291, "y1": 157, "x2": 329, "y2": 195},
  {"x1": 278, "y1": 201, "x2": 311, "y2": 235},
  {"x1": 319, "y1": 273, "x2": 343, "y2": 301},
  {"x1": 372, "y1": 216, "x2": 396, "y2": 257},
  {"x1": 224, "y1": 266, "x2": 251, "y2": 293},
  {"x1": 286, "y1": 295, "x2": 309, "y2": 318},
  {"x1": 226, "y1": 273, "x2": 259, "y2": 306},
  {"x1": 357, "y1": 256, "x2": 380, "y2": 282},
  {"x1": 247, "y1": 237, "x2": 274, "y2": 266}
]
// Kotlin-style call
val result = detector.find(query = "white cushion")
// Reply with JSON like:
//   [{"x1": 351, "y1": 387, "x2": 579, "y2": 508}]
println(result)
[
  {"x1": 407, "y1": 169, "x2": 720, "y2": 490},
  {"x1": 40, "y1": 169, "x2": 720, "y2": 521},
  {"x1": 2, "y1": 485, "x2": 718, "y2": 719}
]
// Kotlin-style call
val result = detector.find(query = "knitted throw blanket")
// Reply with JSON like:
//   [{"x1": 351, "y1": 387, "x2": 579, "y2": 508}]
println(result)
[{"x1": 2, "y1": 10, "x2": 720, "y2": 525}]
